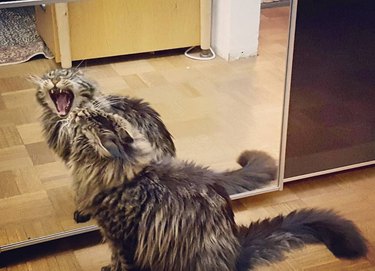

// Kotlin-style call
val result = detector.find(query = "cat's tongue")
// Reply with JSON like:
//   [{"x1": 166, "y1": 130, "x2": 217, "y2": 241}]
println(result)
[{"x1": 56, "y1": 93, "x2": 70, "y2": 116}]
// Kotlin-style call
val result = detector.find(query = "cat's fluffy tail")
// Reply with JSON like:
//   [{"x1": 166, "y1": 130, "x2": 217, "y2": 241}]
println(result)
[
  {"x1": 217, "y1": 150, "x2": 277, "y2": 195},
  {"x1": 236, "y1": 209, "x2": 368, "y2": 271}
]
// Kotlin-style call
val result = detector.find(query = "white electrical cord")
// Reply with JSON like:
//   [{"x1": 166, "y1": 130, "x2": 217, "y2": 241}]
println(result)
[{"x1": 184, "y1": 46, "x2": 216, "y2": 61}]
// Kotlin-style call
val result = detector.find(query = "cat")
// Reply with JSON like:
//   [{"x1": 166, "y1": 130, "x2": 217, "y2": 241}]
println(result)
[
  {"x1": 62, "y1": 105, "x2": 367, "y2": 271},
  {"x1": 30, "y1": 68, "x2": 175, "y2": 164},
  {"x1": 30, "y1": 68, "x2": 277, "y2": 222}
]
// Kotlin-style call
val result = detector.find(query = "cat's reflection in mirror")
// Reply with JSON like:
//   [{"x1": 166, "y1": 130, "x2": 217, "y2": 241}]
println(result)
[{"x1": 30, "y1": 68, "x2": 277, "y2": 223}]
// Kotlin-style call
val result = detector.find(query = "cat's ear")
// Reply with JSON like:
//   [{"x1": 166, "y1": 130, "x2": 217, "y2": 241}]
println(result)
[
  {"x1": 100, "y1": 138, "x2": 123, "y2": 158},
  {"x1": 27, "y1": 75, "x2": 43, "y2": 86},
  {"x1": 97, "y1": 133, "x2": 133, "y2": 159}
]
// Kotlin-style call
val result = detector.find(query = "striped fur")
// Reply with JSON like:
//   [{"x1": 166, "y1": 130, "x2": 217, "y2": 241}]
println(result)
[
  {"x1": 31, "y1": 68, "x2": 276, "y2": 194},
  {"x1": 64, "y1": 107, "x2": 366, "y2": 271},
  {"x1": 65, "y1": 107, "x2": 241, "y2": 271},
  {"x1": 29, "y1": 68, "x2": 97, "y2": 162},
  {"x1": 29, "y1": 68, "x2": 175, "y2": 163},
  {"x1": 31, "y1": 68, "x2": 277, "y2": 224}
]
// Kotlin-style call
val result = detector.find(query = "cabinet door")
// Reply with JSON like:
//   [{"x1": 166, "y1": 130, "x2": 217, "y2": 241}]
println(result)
[{"x1": 282, "y1": 0, "x2": 375, "y2": 181}]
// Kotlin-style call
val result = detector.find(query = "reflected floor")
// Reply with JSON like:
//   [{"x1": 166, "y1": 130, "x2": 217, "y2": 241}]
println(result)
[{"x1": 0, "y1": 7, "x2": 289, "y2": 246}]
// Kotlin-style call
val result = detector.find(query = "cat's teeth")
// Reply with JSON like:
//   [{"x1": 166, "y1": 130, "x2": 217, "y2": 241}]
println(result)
[
  {"x1": 59, "y1": 89, "x2": 62, "y2": 93},
  {"x1": 51, "y1": 89, "x2": 55, "y2": 94}
]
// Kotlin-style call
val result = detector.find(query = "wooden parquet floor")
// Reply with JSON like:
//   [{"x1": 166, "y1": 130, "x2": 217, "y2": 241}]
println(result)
[
  {"x1": 0, "y1": 6, "x2": 288, "y2": 248},
  {"x1": 2, "y1": 6, "x2": 374, "y2": 271},
  {"x1": 2, "y1": 164, "x2": 375, "y2": 271}
]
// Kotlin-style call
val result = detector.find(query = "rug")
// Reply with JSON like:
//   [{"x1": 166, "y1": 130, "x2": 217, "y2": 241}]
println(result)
[{"x1": 0, "y1": 7, "x2": 54, "y2": 66}]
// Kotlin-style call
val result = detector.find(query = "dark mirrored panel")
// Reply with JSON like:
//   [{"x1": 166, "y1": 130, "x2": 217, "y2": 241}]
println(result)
[{"x1": 285, "y1": 0, "x2": 375, "y2": 179}]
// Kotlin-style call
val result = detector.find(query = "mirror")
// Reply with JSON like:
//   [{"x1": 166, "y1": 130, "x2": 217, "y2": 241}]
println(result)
[{"x1": 0, "y1": 3, "x2": 290, "y2": 249}]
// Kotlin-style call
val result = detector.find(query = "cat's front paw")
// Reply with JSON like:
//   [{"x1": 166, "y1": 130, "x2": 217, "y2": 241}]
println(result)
[
  {"x1": 68, "y1": 107, "x2": 95, "y2": 125},
  {"x1": 100, "y1": 265, "x2": 111, "y2": 271},
  {"x1": 73, "y1": 210, "x2": 91, "y2": 223},
  {"x1": 76, "y1": 108, "x2": 93, "y2": 119}
]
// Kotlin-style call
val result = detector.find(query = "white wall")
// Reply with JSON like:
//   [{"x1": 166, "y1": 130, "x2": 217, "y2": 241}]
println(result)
[{"x1": 212, "y1": 0, "x2": 261, "y2": 61}]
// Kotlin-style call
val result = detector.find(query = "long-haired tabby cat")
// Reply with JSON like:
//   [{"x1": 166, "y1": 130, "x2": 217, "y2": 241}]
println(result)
[
  {"x1": 30, "y1": 68, "x2": 277, "y2": 222},
  {"x1": 64, "y1": 105, "x2": 366, "y2": 271}
]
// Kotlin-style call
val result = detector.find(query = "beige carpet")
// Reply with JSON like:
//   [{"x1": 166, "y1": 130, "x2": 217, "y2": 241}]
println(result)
[{"x1": 0, "y1": 7, "x2": 53, "y2": 66}]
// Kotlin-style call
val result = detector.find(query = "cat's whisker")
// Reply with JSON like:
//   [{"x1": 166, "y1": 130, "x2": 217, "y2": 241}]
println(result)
[{"x1": 75, "y1": 59, "x2": 86, "y2": 69}]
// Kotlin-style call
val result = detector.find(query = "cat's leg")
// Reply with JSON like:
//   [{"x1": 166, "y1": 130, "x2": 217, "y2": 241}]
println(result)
[
  {"x1": 74, "y1": 106, "x2": 129, "y2": 129},
  {"x1": 73, "y1": 210, "x2": 91, "y2": 223},
  {"x1": 43, "y1": 118, "x2": 73, "y2": 162},
  {"x1": 101, "y1": 248, "x2": 130, "y2": 271},
  {"x1": 69, "y1": 106, "x2": 156, "y2": 163},
  {"x1": 71, "y1": 175, "x2": 92, "y2": 223},
  {"x1": 69, "y1": 107, "x2": 136, "y2": 147},
  {"x1": 69, "y1": 107, "x2": 131, "y2": 137},
  {"x1": 101, "y1": 250, "x2": 120, "y2": 271}
]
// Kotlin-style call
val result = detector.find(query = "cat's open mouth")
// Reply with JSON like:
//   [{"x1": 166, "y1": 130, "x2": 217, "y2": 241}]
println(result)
[{"x1": 49, "y1": 88, "x2": 74, "y2": 117}]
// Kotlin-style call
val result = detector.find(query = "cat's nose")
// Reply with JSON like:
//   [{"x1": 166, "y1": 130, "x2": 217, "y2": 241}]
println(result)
[{"x1": 52, "y1": 78, "x2": 59, "y2": 85}]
